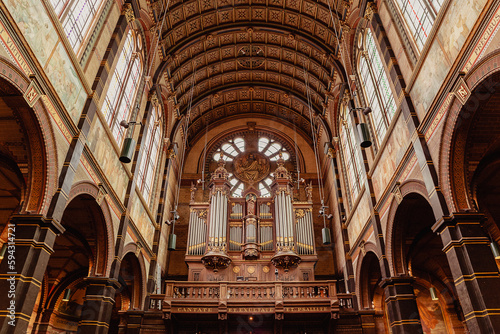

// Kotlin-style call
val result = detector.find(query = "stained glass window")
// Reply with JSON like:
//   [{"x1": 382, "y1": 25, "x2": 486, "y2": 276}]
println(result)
[
  {"x1": 340, "y1": 105, "x2": 364, "y2": 201},
  {"x1": 102, "y1": 31, "x2": 142, "y2": 144},
  {"x1": 213, "y1": 136, "x2": 291, "y2": 197},
  {"x1": 49, "y1": 0, "x2": 105, "y2": 51},
  {"x1": 359, "y1": 29, "x2": 396, "y2": 143},
  {"x1": 395, "y1": 0, "x2": 442, "y2": 51},
  {"x1": 137, "y1": 107, "x2": 161, "y2": 201}
]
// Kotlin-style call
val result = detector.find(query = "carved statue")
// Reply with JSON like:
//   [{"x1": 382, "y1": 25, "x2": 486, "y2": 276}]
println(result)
[
  {"x1": 190, "y1": 182, "x2": 197, "y2": 203},
  {"x1": 246, "y1": 193, "x2": 257, "y2": 215},
  {"x1": 306, "y1": 182, "x2": 313, "y2": 202}
]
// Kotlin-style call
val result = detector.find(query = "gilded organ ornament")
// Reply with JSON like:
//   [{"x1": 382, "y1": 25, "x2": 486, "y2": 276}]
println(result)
[{"x1": 233, "y1": 152, "x2": 269, "y2": 184}]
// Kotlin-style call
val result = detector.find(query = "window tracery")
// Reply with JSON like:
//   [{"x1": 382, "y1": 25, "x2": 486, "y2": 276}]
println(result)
[
  {"x1": 358, "y1": 29, "x2": 397, "y2": 144},
  {"x1": 394, "y1": 0, "x2": 443, "y2": 51},
  {"x1": 102, "y1": 30, "x2": 142, "y2": 144},
  {"x1": 49, "y1": 0, "x2": 105, "y2": 51},
  {"x1": 339, "y1": 104, "x2": 364, "y2": 202},
  {"x1": 211, "y1": 135, "x2": 291, "y2": 198},
  {"x1": 137, "y1": 106, "x2": 161, "y2": 201}
]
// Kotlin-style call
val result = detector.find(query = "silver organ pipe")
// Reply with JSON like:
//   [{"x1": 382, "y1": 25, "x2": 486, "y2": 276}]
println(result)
[
  {"x1": 294, "y1": 209, "x2": 314, "y2": 255},
  {"x1": 187, "y1": 210, "x2": 207, "y2": 255}
]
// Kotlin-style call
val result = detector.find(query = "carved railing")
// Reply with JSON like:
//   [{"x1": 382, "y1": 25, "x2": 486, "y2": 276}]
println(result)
[
  {"x1": 338, "y1": 293, "x2": 354, "y2": 309},
  {"x1": 147, "y1": 281, "x2": 345, "y2": 312},
  {"x1": 149, "y1": 294, "x2": 165, "y2": 310}
]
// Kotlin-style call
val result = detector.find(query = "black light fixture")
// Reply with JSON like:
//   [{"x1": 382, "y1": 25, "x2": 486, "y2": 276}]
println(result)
[
  {"x1": 322, "y1": 227, "x2": 332, "y2": 245},
  {"x1": 357, "y1": 123, "x2": 372, "y2": 148},
  {"x1": 349, "y1": 107, "x2": 372, "y2": 148},
  {"x1": 166, "y1": 209, "x2": 180, "y2": 250},
  {"x1": 351, "y1": 107, "x2": 372, "y2": 115},
  {"x1": 62, "y1": 289, "x2": 71, "y2": 302},
  {"x1": 119, "y1": 120, "x2": 143, "y2": 163},
  {"x1": 319, "y1": 203, "x2": 332, "y2": 245}
]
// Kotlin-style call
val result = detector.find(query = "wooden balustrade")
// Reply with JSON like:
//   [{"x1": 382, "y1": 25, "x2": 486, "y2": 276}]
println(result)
[
  {"x1": 149, "y1": 294, "x2": 165, "y2": 310},
  {"x1": 337, "y1": 293, "x2": 354, "y2": 309},
  {"x1": 147, "y1": 280, "x2": 342, "y2": 311}
]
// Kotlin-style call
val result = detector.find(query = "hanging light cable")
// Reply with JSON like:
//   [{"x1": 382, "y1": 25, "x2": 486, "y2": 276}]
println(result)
[
  {"x1": 292, "y1": 98, "x2": 303, "y2": 189},
  {"x1": 200, "y1": 110, "x2": 209, "y2": 190},
  {"x1": 167, "y1": 65, "x2": 198, "y2": 250},
  {"x1": 325, "y1": 0, "x2": 355, "y2": 97},
  {"x1": 302, "y1": 60, "x2": 330, "y2": 244}
]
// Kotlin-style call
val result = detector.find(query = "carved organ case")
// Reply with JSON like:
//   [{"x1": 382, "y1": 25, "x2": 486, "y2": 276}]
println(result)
[{"x1": 185, "y1": 133, "x2": 317, "y2": 282}]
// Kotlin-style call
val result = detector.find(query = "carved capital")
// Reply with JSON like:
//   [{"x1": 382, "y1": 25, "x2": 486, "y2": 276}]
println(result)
[
  {"x1": 149, "y1": 91, "x2": 159, "y2": 105},
  {"x1": 364, "y1": 2, "x2": 377, "y2": 21},
  {"x1": 122, "y1": 3, "x2": 135, "y2": 22}
]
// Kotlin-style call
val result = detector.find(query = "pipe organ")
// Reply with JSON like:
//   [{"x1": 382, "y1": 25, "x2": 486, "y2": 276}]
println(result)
[
  {"x1": 186, "y1": 155, "x2": 317, "y2": 281},
  {"x1": 187, "y1": 209, "x2": 207, "y2": 255}
]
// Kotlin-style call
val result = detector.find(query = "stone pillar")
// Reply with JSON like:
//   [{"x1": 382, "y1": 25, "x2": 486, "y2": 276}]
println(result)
[
  {"x1": 119, "y1": 310, "x2": 143, "y2": 334},
  {"x1": 358, "y1": 309, "x2": 377, "y2": 334},
  {"x1": 0, "y1": 214, "x2": 64, "y2": 333},
  {"x1": 433, "y1": 213, "x2": 500, "y2": 332},
  {"x1": 78, "y1": 277, "x2": 120, "y2": 334},
  {"x1": 380, "y1": 276, "x2": 423, "y2": 334}
]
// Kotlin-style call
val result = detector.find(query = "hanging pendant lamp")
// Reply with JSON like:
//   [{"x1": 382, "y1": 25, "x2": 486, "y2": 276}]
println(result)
[
  {"x1": 322, "y1": 227, "x2": 332, "y2": 245},
  {"x1": 119, "y1": 120, "x2": 142, "y2": 163}
]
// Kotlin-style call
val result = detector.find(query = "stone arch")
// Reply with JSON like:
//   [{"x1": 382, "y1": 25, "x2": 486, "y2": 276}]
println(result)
[
  {"x1": 120, "y1": 243, "x2": 148, "y2": 309},
  {"x1": 385, "y1": 180, "x2": 429, "y2": 276},
  {"x1": 355, "y1": 243, "x2": 383, "y2": 309},
  {"x1": 440, "y1": 49, "x2": 500, "y2": 212},
  {"x1": 0, "y1": 56, "x2": 58, "y2": 216},
  {"x1": 68, "y1": 181, "x2": 115, "y2": 276}
]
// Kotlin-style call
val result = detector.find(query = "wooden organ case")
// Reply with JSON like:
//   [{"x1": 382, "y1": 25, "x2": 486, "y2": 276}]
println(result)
[{"x1": 185, "y1": 155, "x2": 318, "y2": 283}]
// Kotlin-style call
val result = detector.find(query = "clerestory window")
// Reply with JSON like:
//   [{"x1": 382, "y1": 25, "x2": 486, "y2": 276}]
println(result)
[
  {"x1": 358, "y1": 29, "x2": 397, "y2": 145},
  {"x1": 102, "y1": 30, "x2": 142, "y2": 144},
  {"x1": 394, "y1": 0, "x2": 443, "y2": 51},
  {"x1": 49, "y1": 0, "x2": 105, "y2": 52}
]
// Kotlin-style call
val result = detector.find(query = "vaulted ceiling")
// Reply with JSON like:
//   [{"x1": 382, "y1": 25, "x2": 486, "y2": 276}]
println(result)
[{"x1": 148, "y1": 0, "x2": 350, "y2": 144}]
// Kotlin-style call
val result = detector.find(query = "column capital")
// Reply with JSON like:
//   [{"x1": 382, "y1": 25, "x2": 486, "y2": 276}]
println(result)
[
  {"x1": 83, "y1": 277, "x2": 121, "y2": 290},
  {"x1": 379, "y1": 275, "x2": 415, "y2": 289},
  {"x1": 432, "y1": 212, "x2": 486, "y2": 234},
  {"x1": 10, "y1": 214, "x2": 65, "y2": 235}
]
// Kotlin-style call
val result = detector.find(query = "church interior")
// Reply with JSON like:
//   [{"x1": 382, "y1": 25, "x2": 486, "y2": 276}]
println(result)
[{"x1": 1, "y1": 0, "x2": 500, "y2": 333}]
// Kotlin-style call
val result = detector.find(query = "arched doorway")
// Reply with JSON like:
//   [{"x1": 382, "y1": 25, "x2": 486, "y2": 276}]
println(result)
[
  {"x1": 392, "y1": 193, "x2": 465, "y2": 333},
  {"x1": 110, "y1": 251, "x2": 144, "y2": 334},
  {"x1": 31, "y1": 194, "x2": 110, "y2": 333},
  {"x1": 358, "y1": 250, "x2": 387, "y2": 332}
]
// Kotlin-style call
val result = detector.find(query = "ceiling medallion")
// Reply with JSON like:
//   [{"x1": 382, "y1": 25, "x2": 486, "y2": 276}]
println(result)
[
  {"x1": 237, "y1": 45, "x2": 265, "y2": 69},
  {"x1": 233, "y1": 152, "x2": 270, "y2": 184}
]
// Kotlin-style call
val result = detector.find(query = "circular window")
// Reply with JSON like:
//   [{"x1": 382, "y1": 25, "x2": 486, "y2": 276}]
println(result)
[{"x1": 211, "y1": 135, "x2": 291, "y2": 197}]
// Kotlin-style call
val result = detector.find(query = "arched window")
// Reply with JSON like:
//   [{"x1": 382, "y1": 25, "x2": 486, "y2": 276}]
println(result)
[
  {"x1": 358, "y1": 29, "x2": 397, "y2": 143},
  {"x1": 340, "y1": 104, "x2": 364, "y2": 201},
  {"x1": 212, "y1": 136, "x2": 291, "y2": 197},
  {"x1": 49, "y1": 0, "x2": 105, "y2": 51},
  {"x1": 394, "y1": 0, "x2": 443, "y2": 51},
  {"x1": 102, "y1": 31, "x2": 142, "y2": 144},
  {"x1": 137, "y1": 107, "x2": 161, "y2": 201}
]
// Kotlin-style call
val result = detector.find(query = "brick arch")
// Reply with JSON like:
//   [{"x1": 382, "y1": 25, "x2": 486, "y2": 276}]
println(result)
[
  {"x1": 0, "y1": 56, "x2": 58, "y2": 215},
  {"x1": 385, "y1": 180, "x2": 428, "y2": 276},
  {"x1": 440, "y1": 49, "x2": 500, "y2": 212},
  {"x1": 67, "y1": 181, "x2": 115, "y2": 276},
  {"x1": 355, "y1": 245, "x2": 383, "y2": 309},
  {"x1": 120, "y1": 243, "x2": 148, "y2": 309}
]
